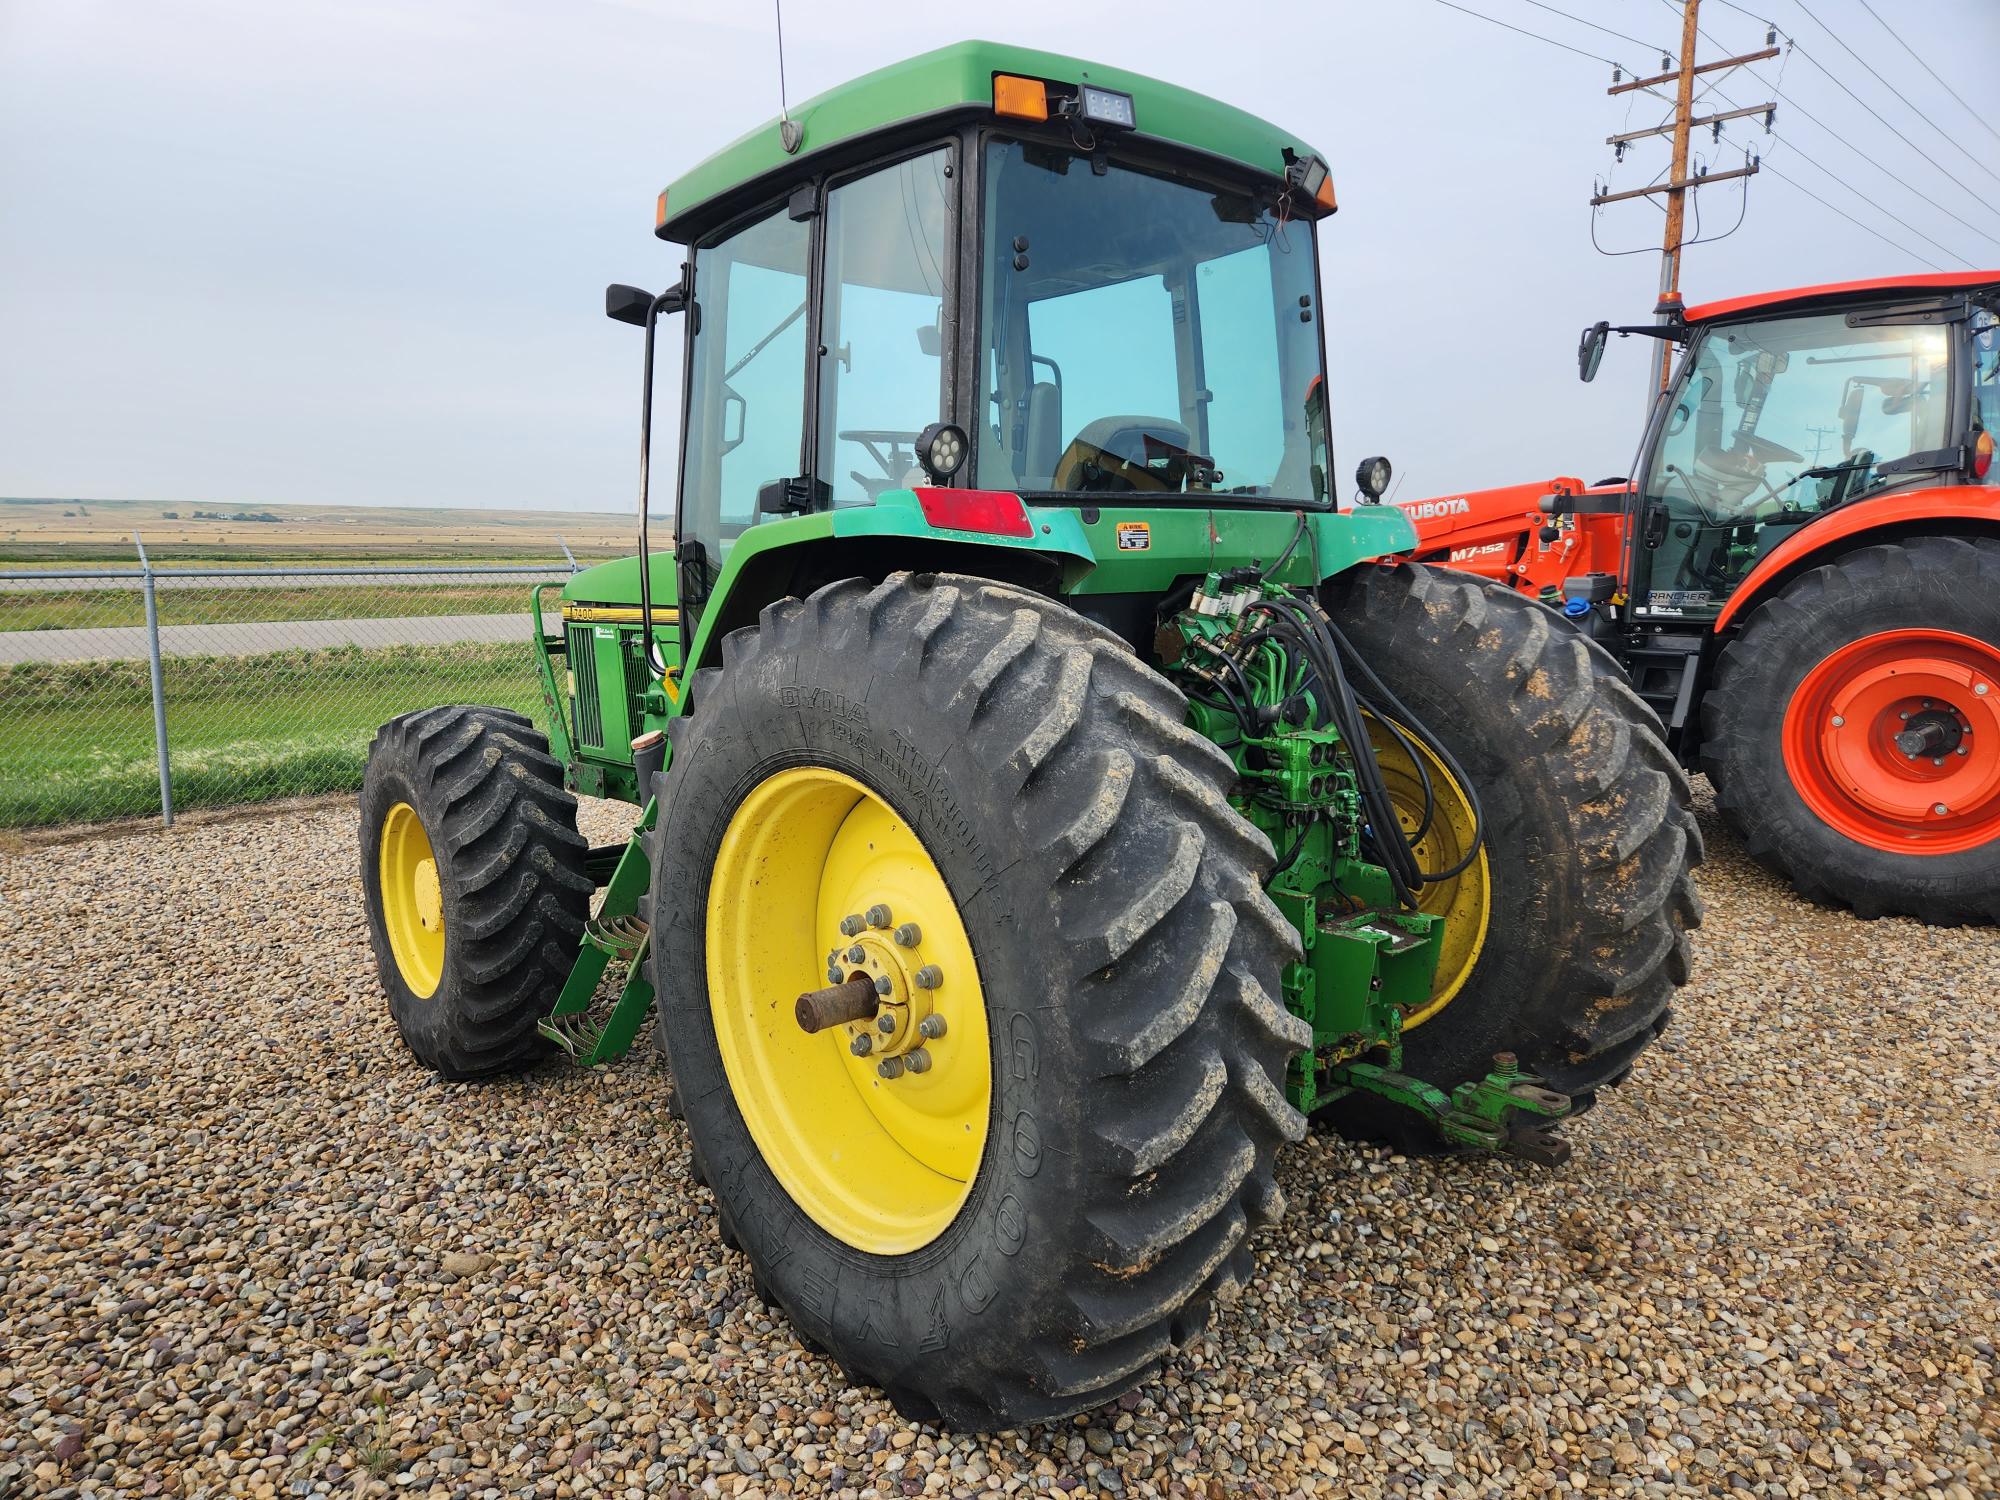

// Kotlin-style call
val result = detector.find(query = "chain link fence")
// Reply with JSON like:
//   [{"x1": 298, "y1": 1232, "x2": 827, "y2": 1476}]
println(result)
[{"x1": 0, "y1": 541, "x2": 580, "y2": 828}]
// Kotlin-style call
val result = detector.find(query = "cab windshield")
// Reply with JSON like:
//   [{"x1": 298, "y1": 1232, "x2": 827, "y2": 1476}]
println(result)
[
  {"x1": 976, "y1": 139, "x2": 1330, "y2": 503},
  {"x1": 1637, "y1": 310, "x2": 1952, "y2": 614}
]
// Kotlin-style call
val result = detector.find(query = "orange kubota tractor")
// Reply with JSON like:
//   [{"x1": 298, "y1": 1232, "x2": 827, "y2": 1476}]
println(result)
[{"x1": 1400, "y1": 271, "x2": 2000, "y2": 925}]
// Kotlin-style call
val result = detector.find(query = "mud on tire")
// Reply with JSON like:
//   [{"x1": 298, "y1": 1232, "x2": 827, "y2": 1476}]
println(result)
[
  {"x1": 649, "y1": 572, "x2": 1309, "y2": 1430},
  {"x1": 1316, "y1": 563, "x2": 1703, "y2": 1146}
]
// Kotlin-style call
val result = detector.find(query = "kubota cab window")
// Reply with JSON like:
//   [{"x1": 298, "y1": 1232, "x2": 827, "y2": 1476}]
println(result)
[
  {"x1": 975, "y1": 139, "x2": 1329, "y2": 503},
  {"x1": 1974, "y1": 301, "x2": 1999, "y2": 485},
  {"x1": 1634, "y1": 310, "x2": 1951, "y2": 617}
]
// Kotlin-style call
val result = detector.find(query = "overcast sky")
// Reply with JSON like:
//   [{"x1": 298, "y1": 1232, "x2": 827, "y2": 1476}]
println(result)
[{"x1": 2, "y1": 0, "x2": 1995, "y2": 512}]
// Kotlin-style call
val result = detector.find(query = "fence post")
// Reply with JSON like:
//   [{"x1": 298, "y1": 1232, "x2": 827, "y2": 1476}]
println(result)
[{"x1": 133, "y1": 531, "x2": 173, "y2": 828}]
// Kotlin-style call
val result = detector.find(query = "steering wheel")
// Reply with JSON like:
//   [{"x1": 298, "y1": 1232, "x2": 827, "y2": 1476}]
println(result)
[
  {"x1": 1736, "y1": 431, "x2": 1804, "y2": 465},
  {"x1": 839, "y1": 429, "x2": 923, "y2": 478}
]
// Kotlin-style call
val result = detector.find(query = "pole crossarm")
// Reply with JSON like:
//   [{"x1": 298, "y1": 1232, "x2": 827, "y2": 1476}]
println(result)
[
  {"x1": 1608, "y1": 103, "x2": 1774, "y2": 146},
  {"x1": 1607, "y1": 45, "x2": 1778, "y2": 95},
  {"x1": 1591, "y1": 163, "x2": 1759, "y2": 206}
]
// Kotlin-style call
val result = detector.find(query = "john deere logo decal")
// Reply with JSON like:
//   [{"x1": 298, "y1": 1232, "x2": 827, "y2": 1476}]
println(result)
[{"x1": 1115, "y1": 521, "x2": 1151, "y2": 551}]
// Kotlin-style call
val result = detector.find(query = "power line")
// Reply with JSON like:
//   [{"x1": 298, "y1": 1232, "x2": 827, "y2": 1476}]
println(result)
[
  {"x1": 1668, "y1": 2, "x2": 2000, "y2": 246},
  {"x1": 1758, "y1": 160, "x2": 1945, "y2": 273},
  {"x1": 1704, "y1": 0, "x2": 2000, "y2": 197},
  {"x1": 1511, "y1": 0, "x2": 1675, "y2": 61},
  {"x1": 1851, "y1": 0, "x2": 2000, "y2": 148},
  {"x1": 1755, "y1": 122, "x2": 1978, "y2": 268},
  {"x1": 1419, "y1": 0, "x2": 1627, "y2": 69},
  {"x1": 1790, "y1": 0, "x2": 2000, "y2": 190},
  {"x1": 1702, "y1": 77, "x2": 2000, "y2": 259}
]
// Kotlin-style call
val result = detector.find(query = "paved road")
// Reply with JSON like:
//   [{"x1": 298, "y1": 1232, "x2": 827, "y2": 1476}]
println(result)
[
  {"x1": 0, "y1": 611, "x2": 558, "y2": 664},
  {"x1": 0, "y1": 569, "x2": 572, "y2": 593}
]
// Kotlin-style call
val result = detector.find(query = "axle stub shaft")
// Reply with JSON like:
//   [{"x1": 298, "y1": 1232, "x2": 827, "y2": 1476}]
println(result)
[{"x1": 795, "y1": 974, "x2": 880, "y2": 1034}]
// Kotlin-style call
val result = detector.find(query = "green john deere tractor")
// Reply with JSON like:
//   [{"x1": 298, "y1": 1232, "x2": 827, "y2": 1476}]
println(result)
[{"x1": 360, "y1": 42, "x2": 1701, "y2": 1430}]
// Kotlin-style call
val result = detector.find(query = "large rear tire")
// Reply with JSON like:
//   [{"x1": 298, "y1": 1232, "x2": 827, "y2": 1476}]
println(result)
[
  {"x1": 360, "y1": 705, "x2": 591, "y2": 1078},
  {"x1": 1315, "y1": 563, "x2": 1703, "y2": 1146},
  {"x1": 1700, "y1": 537, "x2": 2000, "y2": 925},
  {"x1": 649, "y1": 573, "x2": 1308, "y2": 1430}
]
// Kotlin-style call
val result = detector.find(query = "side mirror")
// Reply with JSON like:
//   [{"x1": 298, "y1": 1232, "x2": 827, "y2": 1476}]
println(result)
[
  {"x1": 916, "y1": 324, "x2": 942, "y2": 357},
  {"x1": 1578, "y1": 321, "x2": 1609, "y2": 383},
  {"x1": 605, "y1": 283, "x2": 686, "y2": 327}
]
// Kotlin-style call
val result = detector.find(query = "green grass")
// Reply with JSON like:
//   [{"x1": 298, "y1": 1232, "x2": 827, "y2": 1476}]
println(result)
[
  {"x1": 0, "y1": 643, "x2": 550, "y2": 827},
  {"x1": 0, "y1": 583, "x2": 544, "y2": 633}
]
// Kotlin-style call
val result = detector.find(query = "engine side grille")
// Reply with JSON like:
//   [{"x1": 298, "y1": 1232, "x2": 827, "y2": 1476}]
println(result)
[{"x1": 569, "y1": 623, "x2": 603, "y2": 749}]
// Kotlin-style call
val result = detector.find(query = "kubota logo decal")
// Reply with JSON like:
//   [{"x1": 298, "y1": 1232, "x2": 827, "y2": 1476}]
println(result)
[
  {"x1": 1448, "y1": 541, "x2": 1509, "y2": 562},
  {"x1": 1398, "y1": 497, "x2": 1471, "y2": 519}
]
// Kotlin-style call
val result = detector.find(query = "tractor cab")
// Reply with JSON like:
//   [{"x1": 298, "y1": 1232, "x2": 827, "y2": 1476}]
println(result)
[
  {"x1": 634, "y1": 43, "x2": 1341, "y2": 646},
  {"x1": 1614, "y1": 276, "x2": 1999, "y2": 622}
]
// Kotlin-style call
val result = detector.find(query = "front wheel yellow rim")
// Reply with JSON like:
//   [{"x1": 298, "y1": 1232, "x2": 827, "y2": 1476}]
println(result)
[
  {"x1": 1366, "y1": 720, "x2": 1491, "y2": 1028},
  {"x1": 706, "y1": 767, "x2": 992, "y2": 1256},
  {"x1": 379, "y1": 801, "x2": 445, "y2": 998}
]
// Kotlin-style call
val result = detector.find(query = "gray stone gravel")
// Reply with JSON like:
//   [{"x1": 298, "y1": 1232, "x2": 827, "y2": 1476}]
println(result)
[{"x1": 0, "y1": 785, "x2": 1993, "y2": 1498}]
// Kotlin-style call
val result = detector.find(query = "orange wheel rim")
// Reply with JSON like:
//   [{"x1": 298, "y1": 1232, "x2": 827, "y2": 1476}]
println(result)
[{"x1": 1780, "y1": 629, "x2": 2000, "y2": 856}]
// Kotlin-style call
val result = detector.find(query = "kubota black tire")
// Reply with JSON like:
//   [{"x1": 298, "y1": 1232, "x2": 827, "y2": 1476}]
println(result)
[
  {"x1": 649, "y1": 572, "x2": 1309, "y2": 1430},
  {"x1": 360, "y1": 705, "x2": 591, "y2": 1078},
  {"x1": 1699, "y1": 537, "x2": 2000, "y2": 925},
  {"x1": 1314, "y1": 563, "x2": 1703, "y2": 1148}
]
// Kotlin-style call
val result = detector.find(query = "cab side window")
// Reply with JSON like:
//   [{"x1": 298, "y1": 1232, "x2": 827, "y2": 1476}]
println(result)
[
  {"x1": 681, "y1": 207, "x2": 811, "y2": 560},
  {"x1": 1974, "y1": 301, "x2": 1999, "y2": 485},
  {"x1": 815, "y1": 149, "x2": 954, "y2": 503}
]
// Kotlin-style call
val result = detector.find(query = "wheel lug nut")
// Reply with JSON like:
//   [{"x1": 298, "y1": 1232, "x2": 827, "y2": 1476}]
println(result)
[
  {"x1": 839, "y1": 914, "x2": 865, "y2": 937},
  {"x1": 1934, "y1": 803, "x2": 1950, "y2": 815},
  {"x1": 866, "y1": 904, "x2": 893, "y2": 928},
  {"x1": 918, "y1": 1014, "x2": 946, "y2": 1040},
  {"x1": 877, "y1": 1011, "x2": 897, "y2": 1034},
  {"x1": 1977, "y1": 683, "x2": 1990, "y2": 696},
  {"x1": 851, "y1": 1033, "x2": 873, "y2": 1057},
  {"x1": 847, "y1": 944, "x2": 866, "y2": 964},
  {"x1": 905, "y1": 1047, "x2": 932, "y2": 1074},
  {"x1": 914, "y1": 965, "x2": 943, "y2": 989},
  {"x1": 877, "y1": 1056, "x2": 904, "y2": 1080},
  {"x1": 893, "y1": 923, "x2": 922, "y2": 947},
  {"x1": 1831, "y1": 715, "x2": 1844, "y2": 727},
  {"x1": 873, "y1": 974, "x2": 893, "y2": 996},
  {"x1": 826, "y1": 964, "x2": 842, "y2": 984}
]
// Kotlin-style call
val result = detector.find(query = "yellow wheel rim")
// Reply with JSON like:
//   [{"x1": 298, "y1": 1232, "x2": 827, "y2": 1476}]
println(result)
[
  {"x1": 1366, "y1": 720, "x2": 1491, "y2": 1028},
  {"x1": 379, "y1": 801, "x2": 445, "y2": 999},
  {"x1": 706, "y1": 767, "x2": 992, "y2": 1255}
]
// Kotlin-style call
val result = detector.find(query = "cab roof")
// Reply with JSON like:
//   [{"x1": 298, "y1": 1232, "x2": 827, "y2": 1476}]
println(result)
[
  {"x1": 656, "y1": 40, "x2": 1325, "y2": 244},
  {"x1": 1681, "y1": 270, "x2": 2000, "y2": 324}
]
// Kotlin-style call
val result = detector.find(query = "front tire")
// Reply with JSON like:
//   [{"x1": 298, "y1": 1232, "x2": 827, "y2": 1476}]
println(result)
[
  {"x1": 360, "y1": 705, "x2": 591, "y2": 1078},
  {"x1": 1700, "y1": 537, "x2": 2000, "y2": 925},
  {"x1": 1316, "y1": 564, "x2": 1703, "y2": 1144},
  {"x1": 649, "y1": 573, "x2": 1308, "y2": 1430}
]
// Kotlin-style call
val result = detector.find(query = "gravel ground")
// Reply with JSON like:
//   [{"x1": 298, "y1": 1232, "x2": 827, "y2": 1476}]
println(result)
[{"x1": 0, "y1": 785, "x2": 1994, "y2": 1499}]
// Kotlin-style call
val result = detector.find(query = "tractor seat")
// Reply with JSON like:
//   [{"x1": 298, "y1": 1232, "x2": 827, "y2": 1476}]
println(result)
[{"x1": 1052, "y1": 416, "x2": 1196, "y2": 493}]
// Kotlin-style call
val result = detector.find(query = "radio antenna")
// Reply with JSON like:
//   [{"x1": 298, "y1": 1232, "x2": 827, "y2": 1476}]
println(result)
[{"x1": 775, "y1": 1, "x2": 802, "y2": 153}]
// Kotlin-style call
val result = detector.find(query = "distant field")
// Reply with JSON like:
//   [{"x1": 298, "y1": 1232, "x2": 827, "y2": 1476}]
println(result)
[
  {"x1": 0, "y1": 643, "x2": 548, "y2": 827},
  {"x1": 0, "y1": 582, "x2": 541, "y2": 633},
  {"x1": 0, "y1": 496, "x2": 637, "y2": 565}
]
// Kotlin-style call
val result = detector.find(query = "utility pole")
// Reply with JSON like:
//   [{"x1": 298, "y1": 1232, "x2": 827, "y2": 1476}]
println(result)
[
  {"x1": 1655, "y1": 0, "x2": 1704, "y2": 402},
  {"x1": 1592, "y1": 1, "x2": 1776, "y2": 410}
]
